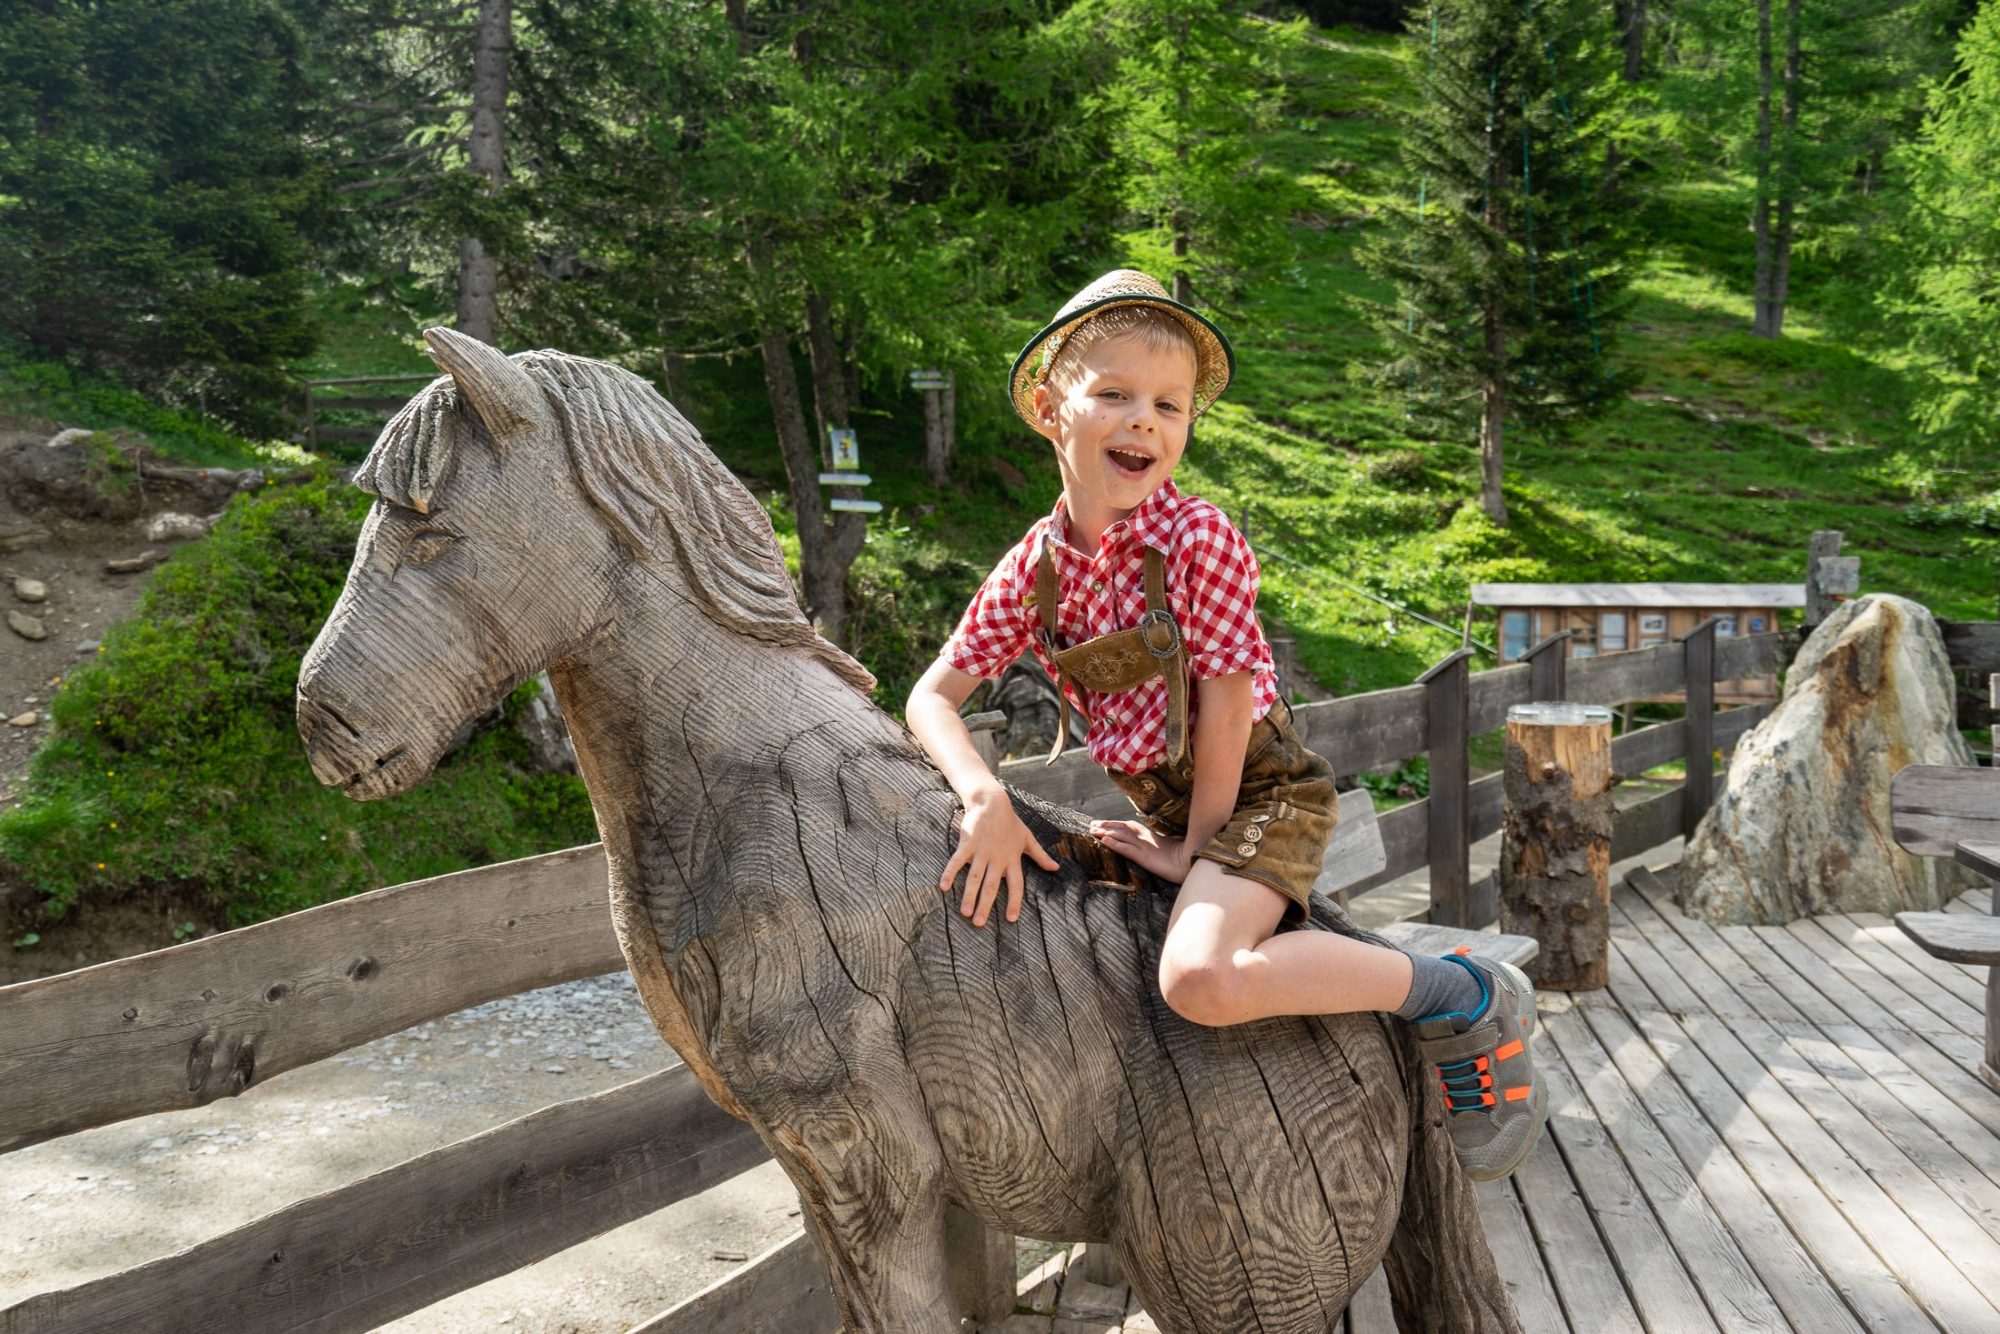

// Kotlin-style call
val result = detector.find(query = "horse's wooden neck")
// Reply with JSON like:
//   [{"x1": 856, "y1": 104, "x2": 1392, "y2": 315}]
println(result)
[{"x1": 545, "y1": 560, "x2": 898, "y2": 879}]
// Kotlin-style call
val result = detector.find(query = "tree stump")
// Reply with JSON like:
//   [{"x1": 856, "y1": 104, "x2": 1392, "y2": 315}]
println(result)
[{"x1": 1500, "y1": 703, "x2": 1616, "y2": 990}]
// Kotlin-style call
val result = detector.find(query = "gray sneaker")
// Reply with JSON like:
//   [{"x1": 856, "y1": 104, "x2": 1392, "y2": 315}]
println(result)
[{"x1": 1412, "y1": 953, "x2": 1548, "y2": 1181}]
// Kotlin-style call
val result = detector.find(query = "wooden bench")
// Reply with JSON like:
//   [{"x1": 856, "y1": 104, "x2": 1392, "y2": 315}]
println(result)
[
  {"x1": 1305, "y1": 785, "x2": 1534, "y2": 968},
  {"x1": 1890, "y1": 764, "x2": 2000, "y2": 1094}
]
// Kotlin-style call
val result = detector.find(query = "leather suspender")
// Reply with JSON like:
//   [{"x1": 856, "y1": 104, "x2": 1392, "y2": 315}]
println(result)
[{"x1": 1034, "y1": 540, "x2": 1190, "y2": 768}]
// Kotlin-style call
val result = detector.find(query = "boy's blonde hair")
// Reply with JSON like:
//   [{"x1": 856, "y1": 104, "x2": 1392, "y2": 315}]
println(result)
[{"x1": 1043, "y1": 306, "x2": 1199, "y2": 392}]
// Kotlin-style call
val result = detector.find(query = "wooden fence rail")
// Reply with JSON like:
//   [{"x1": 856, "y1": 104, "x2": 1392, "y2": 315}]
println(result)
[
  {"x1": 0, "y1": 1067, "x2": 766, "y2": 1334},
  {"x1": 0, "y1": 844, "x2": 617, "y2": 1155},
  {"x1": 0, "y1": 627, "x2": 1812, "y2": 1333}
]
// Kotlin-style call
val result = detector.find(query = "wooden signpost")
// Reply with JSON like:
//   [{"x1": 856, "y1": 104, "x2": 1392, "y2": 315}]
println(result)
[
  {"x1": 1500, "y1": 701, "x2": 1617, "y2": 990},
  {"x1": 909, "y1": 368, "x2": 955, "y2": 485}
]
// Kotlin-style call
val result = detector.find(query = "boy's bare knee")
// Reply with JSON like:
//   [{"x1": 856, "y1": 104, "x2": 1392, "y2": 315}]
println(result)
[{"x1": 1158, "y1": 951, "x2": 1248, "y2": 1027}]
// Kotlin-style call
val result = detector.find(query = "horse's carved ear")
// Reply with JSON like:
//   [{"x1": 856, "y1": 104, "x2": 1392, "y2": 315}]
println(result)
[{"x1": 422, "y1": 327, "x2": 547, "y2": 440}]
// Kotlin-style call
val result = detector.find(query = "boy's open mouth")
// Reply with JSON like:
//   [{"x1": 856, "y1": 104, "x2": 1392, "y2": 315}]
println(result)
[{"x1": 1108, "y1": 446, "x2": 1153, "y2": 477}]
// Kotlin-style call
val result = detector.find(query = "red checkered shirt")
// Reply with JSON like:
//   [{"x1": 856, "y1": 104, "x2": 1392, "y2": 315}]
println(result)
[{"x1": 943, "y1": 480, "x2": 1279, "y2": 775}]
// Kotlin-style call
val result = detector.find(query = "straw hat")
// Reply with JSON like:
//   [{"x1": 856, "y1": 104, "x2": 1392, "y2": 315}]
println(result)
[{"x1": 1009, "y1": 269, "x2": 1235, "y2": 428}]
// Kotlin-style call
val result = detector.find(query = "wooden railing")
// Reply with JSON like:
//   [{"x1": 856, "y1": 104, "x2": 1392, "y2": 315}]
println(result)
[
  {"x1": 0, "y1": 624, "x2": 1870, "y2": 1333},
  {"x1": 299, "y1": 373, "x2": 433, "y2": 453}
]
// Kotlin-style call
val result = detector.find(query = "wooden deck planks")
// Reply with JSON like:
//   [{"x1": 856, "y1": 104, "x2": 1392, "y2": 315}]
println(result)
[
  {"x1": 1542, "y1": 1007, "x2": 1784, "y2": 1332},
  {"x1": 1604, "y1": 911, "x2": 1948, "y2": 1331},
  {"x1": 1533, "y1": 1027, "x2": 1722, "y2": 1333},
  {"x1": 1615, "y1": 881, "x2": 2000, "y2": 1326},
  {"x1": 1785, "y1": 915, "x2": 1983, "y2": 1038},
  {"x1": 1836, "y1": 910, "x2": 1989, "y2": 1010},
  {"x1": 1471, "y1": 1180, "x2": 1567, "y2": 1334},
  {"x1": 1574, "y1": 1000, "x2": 1865, "y2": 1334},
  {"x1": 1510, "y1": 1124, "x2": 1644, "y2": 1333}
]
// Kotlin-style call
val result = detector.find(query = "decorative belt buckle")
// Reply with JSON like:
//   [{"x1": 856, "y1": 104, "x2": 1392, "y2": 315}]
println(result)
[{"x1": 1137, "y1": 609, "x2": 1181, "y2": 659}]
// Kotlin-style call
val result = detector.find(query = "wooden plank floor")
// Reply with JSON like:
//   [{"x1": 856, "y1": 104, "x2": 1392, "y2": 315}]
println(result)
[{"x1": 996, "y1": 871, "x2": 2000, "y2": 1333}]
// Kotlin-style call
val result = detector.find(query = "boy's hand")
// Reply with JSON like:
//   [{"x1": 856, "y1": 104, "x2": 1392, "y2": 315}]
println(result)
[
  {"x1": 942, "y1": 787, "x2": 1060, "y2": 927},
  {"x1": 1090, "y1": 819, "x2": 1195, "y2": 884}
]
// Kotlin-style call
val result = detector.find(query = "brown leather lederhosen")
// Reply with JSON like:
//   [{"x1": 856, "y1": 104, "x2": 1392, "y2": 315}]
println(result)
[{"x1": 1034, "y1": 538, "x2": 1189, "y2": 768}]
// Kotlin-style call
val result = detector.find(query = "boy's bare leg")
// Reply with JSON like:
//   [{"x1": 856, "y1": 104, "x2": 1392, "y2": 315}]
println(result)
[{"x1": 1157, "y1": 861, "x2": 1416, "y2": 1028}]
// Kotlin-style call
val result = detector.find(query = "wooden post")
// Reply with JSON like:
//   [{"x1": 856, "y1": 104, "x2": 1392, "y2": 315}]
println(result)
[
  {"x1": 1680, "y1": 617, "x2": 1719, "y2": 839},
  {"x1": 922, "y1": 387, "x2": 946, "y2": 487},
  {"x1": 1521, "y1": 629, "x2": 1574, "y2": 705},
  {"x1": 943, "y1": 1205, "x2": 1015, "y2": 1325},
  {"x1": 964, "y1": 710, "x2": 1005, "y2": 770},
  {"x1": 913, "y1": 368, "x2": 954, "y2": 486},
  {"x1": 1500, "y1": 703, "x2": 1616, "y2": 990},
  {"x1": 1804, "y1": 529, "x2": 1843, "y2": 629},
  {"x1": 940, "y1": 370, "x2": 956, "y2": 479},
  {"x1": 1418, "y1": 648, "x2": 1476, "y2": 928}
]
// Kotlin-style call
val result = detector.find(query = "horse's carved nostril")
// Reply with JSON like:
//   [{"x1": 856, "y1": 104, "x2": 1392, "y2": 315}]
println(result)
[
  {"x1": 321, "y1": 701, "x2": 363, "y2": 742},
  {"x1": 298, "y1": 690, "x2": 363, "y2": 743}
]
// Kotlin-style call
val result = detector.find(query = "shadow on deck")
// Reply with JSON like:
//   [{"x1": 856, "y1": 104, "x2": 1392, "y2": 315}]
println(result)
[{"x1": 1001, "y1": 866, "x2": 2000, "y2": 1333}]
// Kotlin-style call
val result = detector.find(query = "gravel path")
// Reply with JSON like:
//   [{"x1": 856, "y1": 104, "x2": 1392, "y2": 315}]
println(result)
[{"x1": 2, "y1": 972, "x2": 803, "y2": 1332}]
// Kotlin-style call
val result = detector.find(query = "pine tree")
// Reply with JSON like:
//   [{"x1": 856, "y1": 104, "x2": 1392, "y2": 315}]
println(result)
[
  {"x1": 0, "y1": 0, "x2": 323, "y2": 431},
  {"x1": 571, "y1": 0, "x2": 1100, "y2": 645},
  {"x1": 1364, "y1": 0, "x2": 1635, "y2": 527},
  {"x1": 1060, "y1": 0, "x2": 1305, "y2": 307},
  {"x1": 1879, "y1": 0, "x2": 2000, "y2": 458},
  {"x1": 1665, "y1": 0, "x2": 1957, "y2": 338}
]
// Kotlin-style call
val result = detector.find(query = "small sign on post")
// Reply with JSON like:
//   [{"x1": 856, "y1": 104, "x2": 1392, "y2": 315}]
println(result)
[
  {"x1": 1500, "y1": 701, "x2": 1616, "y2": 991},
  {"x1": 827, "y1": 426, "x2": 860, "y2": 472},
  {"x1": 820, "y1": 426, "x2": 881, "y2": 515}
]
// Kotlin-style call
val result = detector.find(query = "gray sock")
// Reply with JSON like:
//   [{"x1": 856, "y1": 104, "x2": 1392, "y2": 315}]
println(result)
[{"x1": 1392, "y1": 952, "x2": 1487, "y2": 1022}]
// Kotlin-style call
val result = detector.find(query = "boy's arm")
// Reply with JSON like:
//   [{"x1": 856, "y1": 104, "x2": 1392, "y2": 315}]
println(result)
[
  {"x1": 1182, "y1": 670, "x2": 1256, "y2": 850},
  {"x1": 1089, "y1": 669, "x2": 1254, "y2": 882},
  {"x1": 905, "y1": 658, "x2": 1004, "y2": 808},
  {"x1": 906, "y1": 656, "x2": 1058, "y2": 926}
]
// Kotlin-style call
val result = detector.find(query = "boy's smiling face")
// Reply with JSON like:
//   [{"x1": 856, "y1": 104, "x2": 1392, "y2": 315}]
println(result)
[{"x1": 1032, "y1": 330, "x2": 1198, "y2": 539}]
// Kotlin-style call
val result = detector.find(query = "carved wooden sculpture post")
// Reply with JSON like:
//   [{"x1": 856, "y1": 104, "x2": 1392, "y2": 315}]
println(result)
[{"x1": 1500, "y1": 703, "x2": 1616, "y2": 990}]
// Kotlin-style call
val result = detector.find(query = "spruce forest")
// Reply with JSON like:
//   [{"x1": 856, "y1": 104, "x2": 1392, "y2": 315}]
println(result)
[{"x1": 0, "y1": 0, "x2": 1995, "y2": 931}]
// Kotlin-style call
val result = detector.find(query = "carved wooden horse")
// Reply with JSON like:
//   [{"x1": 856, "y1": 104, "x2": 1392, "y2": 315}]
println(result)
[{"x1": 297, "y1": 330, "x2": 1518, "y2": 1333}]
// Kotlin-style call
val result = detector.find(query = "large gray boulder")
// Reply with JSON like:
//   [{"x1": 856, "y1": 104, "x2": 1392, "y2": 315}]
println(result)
[{"x1": 1679, "y1": 593, "x2": 1982, "y2": 925}]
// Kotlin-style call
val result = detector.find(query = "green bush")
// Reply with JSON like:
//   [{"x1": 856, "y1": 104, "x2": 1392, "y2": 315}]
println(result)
[{"x1": 0, "y1": 470, "x2": 597, "y2": 924}]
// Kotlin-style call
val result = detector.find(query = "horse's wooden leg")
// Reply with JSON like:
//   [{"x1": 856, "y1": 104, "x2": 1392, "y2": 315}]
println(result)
[
  {"x1": 1378, "y1": 1015, "x2": 1524, "y2": 1333},
  {"x1": 758, "y1": 1106, "x2": 960, "y2": 1334}
]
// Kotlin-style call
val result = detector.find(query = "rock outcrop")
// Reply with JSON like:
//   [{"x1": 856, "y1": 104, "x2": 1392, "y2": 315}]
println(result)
[{"x1": 1679, "y1": 593, "x2": 1982, "y2": 924}]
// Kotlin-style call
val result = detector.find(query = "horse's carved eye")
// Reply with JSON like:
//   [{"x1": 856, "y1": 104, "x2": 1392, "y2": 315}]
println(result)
[{"x1": 402, "y1": 531, "x2": 457, "y2": 566}]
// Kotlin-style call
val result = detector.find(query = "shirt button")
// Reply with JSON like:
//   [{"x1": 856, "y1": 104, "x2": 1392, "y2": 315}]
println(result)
[{"x1": 1090, "y1": 580, "x2": 1105, "y2": 593}]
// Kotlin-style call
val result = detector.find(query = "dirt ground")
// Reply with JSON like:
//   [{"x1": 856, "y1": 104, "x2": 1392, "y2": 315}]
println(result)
[{"x1": 1, "y1": 423, "x2": 242, "y2": 976}]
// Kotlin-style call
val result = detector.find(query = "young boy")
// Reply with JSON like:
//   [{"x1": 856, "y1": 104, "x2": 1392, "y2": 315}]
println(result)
[{"x1": 904, "y1": 270, "x2": 1547, "y2": 1180}]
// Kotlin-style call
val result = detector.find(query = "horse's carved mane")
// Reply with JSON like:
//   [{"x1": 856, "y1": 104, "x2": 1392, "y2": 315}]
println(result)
[{"x1": 355, "y1": 349, "x2": 876, "y2": 696}]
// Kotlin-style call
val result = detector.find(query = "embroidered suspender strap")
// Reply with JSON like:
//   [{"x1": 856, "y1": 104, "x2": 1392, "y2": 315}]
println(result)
[
  {"x1": 1032, "y1": 540, "x2": 1190, "y2": 768},
  {"x1": 1141, "y1": 548, "x2": 1191, "y2": 768},
  {"x1": 1034, "y1": 536, "x2": 1080, "y2": 765}
]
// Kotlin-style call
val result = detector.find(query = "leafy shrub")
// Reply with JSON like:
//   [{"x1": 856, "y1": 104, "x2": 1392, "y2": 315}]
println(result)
[
  {"x1": 0, "y1": 470, "x2": 597, "y2": 924},
  {"x1": 1357, "y1": 756, "x2": 1429, "y2": 802},
  {"x1": 1906, "y1": 491, "x2": 2000, "y2": 533},
  {"x1": 845, "y1": 520, "x2": 990, "y2": 713},
  {"x1": 1364, "y1": 447, "x2": 1430, "y2": 489}
]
